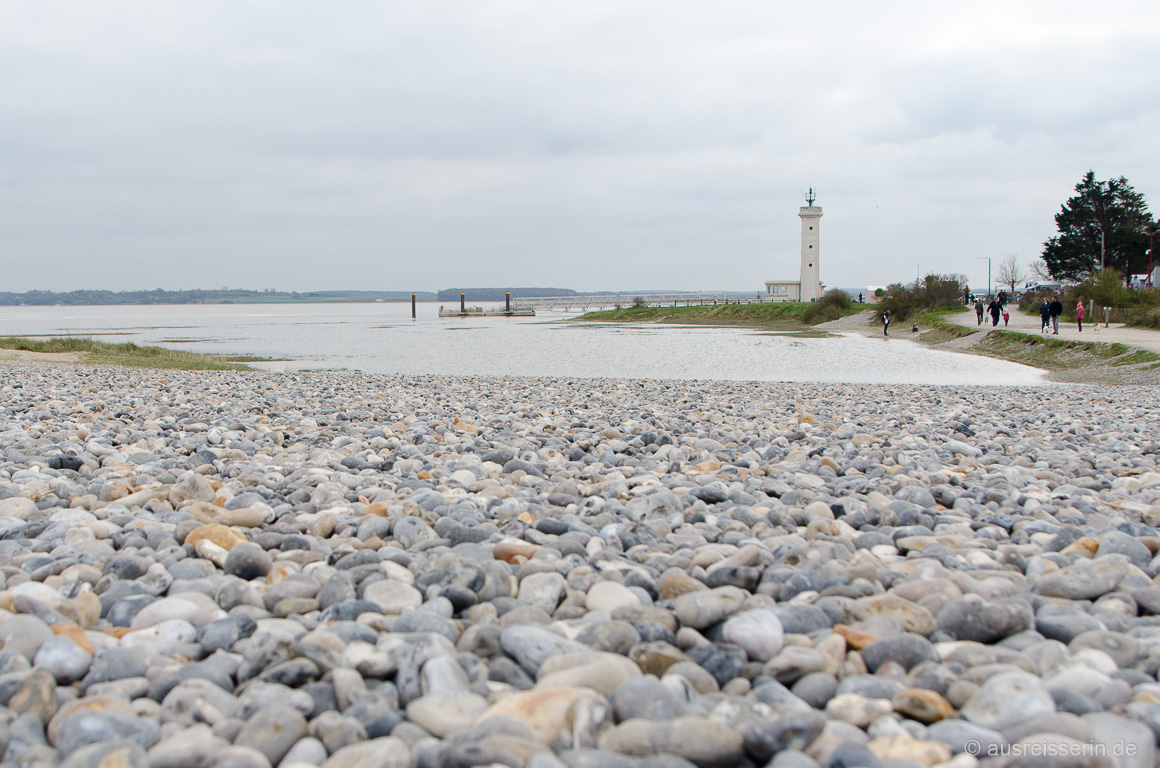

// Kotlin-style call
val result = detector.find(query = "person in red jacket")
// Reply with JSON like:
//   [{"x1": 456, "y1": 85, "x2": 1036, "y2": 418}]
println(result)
[{"x1": 1076, "y1": 301, "x2": 1085, "y2": 332}]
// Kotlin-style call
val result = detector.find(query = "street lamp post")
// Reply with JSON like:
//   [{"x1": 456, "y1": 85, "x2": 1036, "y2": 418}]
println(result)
[
  {"x1": 976, "y1": 257, "x2": 992, "y2": 299},
  {"x1": 1145, "y1": 230, "x2": 1158, "y2": 289}
]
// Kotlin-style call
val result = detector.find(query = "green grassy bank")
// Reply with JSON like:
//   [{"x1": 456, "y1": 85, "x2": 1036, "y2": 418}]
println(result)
[
  {"x1": 912, "y1": 312, "x2": 978, "y2": 345},
  {"x1": 0, "y1": 337, "x2": 270, "y2": 371},
  {"x1": 574, "y1": 299, "x2": 861, "y2": 328},
  {"x1": 973, "y1": 330, "x2": 1160, "y2": 371}
]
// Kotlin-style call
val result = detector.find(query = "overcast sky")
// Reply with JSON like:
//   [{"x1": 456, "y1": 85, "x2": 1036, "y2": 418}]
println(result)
[{"x1": 3, "y1": 1, "x2": 1158, "y2": 294}]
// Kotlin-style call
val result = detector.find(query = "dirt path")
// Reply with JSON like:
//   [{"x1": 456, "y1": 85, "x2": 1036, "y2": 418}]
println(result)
[
  {"x1": 946, "y1": 306, "x2": 1160, "y2": 353},
  {"x1": 0, "y1": 349, "x2": 83, "y2": 364},
  {"x1": 818, "y1": 308, "x2": 1160, "y2": 385},
  {"x1": 812, "y1": 310, "x2": 879, "y2": 334}
]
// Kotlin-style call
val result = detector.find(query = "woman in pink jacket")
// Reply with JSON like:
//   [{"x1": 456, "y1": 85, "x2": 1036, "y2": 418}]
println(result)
[{"x1": 1076, "y1": 301, "x2": 1085, "y2": 332}]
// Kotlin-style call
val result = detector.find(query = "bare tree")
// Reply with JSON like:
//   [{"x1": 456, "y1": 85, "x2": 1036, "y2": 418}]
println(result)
[
  {"x1": 995, "y1": 254, "x2": 1026, "y2": 295},
  {"x1": 1029, "y1": 259, "x2": 1053, "y2": 281}
]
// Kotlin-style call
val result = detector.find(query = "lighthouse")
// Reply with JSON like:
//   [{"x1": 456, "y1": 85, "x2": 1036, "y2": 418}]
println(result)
[
  {"x1": 798, "y1": 188, "x2": 823, "y2": 302},
  {"x1": 763, "y1": 189, "x2": 827, "y2": 301}
]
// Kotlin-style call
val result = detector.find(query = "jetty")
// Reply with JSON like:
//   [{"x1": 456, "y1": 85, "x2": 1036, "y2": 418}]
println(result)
[
  {"x1": 439, "y1": 292, "x2": 534, "y2": 318},
  {"x1": 438, "y1": 306, "x2": 535, "y2": 318},
  {"x1": 511, "y1": 292, "x2": 730, "y2": 312}
]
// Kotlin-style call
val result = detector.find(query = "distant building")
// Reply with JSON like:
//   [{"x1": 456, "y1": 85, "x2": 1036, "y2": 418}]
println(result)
[
  {"x1": 1129, "y1": 270, "x2": 1160, "y2": 290},
  {"x1": 764, "y1": 280, "x2": 802, "y2": 300},
  {"x1": 1019, "y1": 280, "x2": 1062, "y2": 299},
  {"x1": 764, "y1": 189, "x2": 825, "y2": 302}
]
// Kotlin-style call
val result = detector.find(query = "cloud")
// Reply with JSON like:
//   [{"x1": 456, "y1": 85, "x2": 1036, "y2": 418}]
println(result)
[{"x1": 0, "y1": 0, "x2": 1158, "y2": 292}]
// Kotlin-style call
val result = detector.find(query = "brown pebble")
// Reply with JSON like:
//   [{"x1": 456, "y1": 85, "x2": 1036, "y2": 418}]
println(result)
[
  {"x1": 629, "y1": 641, "x2": 691, "y2": 677},
  {"x1": 1060, "y1": 537, "x2": 1099, "y2": 558},
  {"x1": 10, "y1": 670, "x2": 57, "y2": 723},
  {"x1": 892, "y1": 688, "x2": 957, "y2": 724},
  {"x1": 833, "y1": 624, "x2": 880, "y2": 650},
  {"x1": 660, "y1": 569, "x2": 707, "y2": 600},
  {"x1": 494, "y1": 538, "x2": 539, "y2": 563},
  {"x1": 51, "y1": 624, "x2": 93, "y2": 654},
  {"x1": 312, "y1": 514, "x2": 338, "y2": 537},
  {"x1": 185, "y1": 523, "x2": 246, "y2": 552}
]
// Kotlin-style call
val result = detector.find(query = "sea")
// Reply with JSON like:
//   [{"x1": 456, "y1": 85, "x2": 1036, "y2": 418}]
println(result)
[{"x1": 0, "y1": 303, "x2": 1046, "y2": 386}]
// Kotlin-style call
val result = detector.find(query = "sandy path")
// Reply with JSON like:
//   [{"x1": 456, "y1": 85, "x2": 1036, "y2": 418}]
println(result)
[
  {"x1": 0, "y1": 349, "x2": 83, "y2": 363},
  {"x1": 945, "y1": 305, "x2": 1160, "y2": 353}
]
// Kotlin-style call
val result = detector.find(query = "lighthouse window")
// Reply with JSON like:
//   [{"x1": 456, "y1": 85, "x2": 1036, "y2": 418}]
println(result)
[
  {"x1": 809, "y1": 263, "x2": 813, "y2": 268},
  {"x1": 809, "y1": 226, "x2": 813, "y2": 230},
  {"x1": 809, "y1": 244, "x2": 813, "y2": 248}
]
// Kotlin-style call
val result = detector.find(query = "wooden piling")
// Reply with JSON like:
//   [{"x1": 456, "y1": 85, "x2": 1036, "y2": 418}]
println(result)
[
  {"x1": 505, "y1": 291, "x2": 511, "y2": 313},
  {"x1": 460, "y1": 292, "x2": 465, "y2": 313},
  {"x1": 411, "y1": 293, "x2": 416, "y2": 319}
]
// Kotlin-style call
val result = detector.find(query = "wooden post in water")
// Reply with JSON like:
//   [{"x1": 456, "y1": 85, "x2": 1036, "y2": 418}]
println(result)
[
  {"x1": 460, "y1": 292, "x2": 465, "y2": 313},
  {"x1": 411, "y1": 293, "x2": 416, "y2": 319},
  {"x1": 505, "y1": 291, "x2": 511, "y2": 313}
]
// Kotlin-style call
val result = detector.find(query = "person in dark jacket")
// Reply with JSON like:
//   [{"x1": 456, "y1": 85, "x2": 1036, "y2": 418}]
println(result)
[
  {"x1": 988, "y1": 299, "x2": 1002, "y2": 327},
  {"x1": 1039, "y1": 299, "x2": 1051, "y2": 332},
  {"x1": 975, "y1": 300, "x2": 985, "y2": 325},
  {"x1": 1049, "y1": 296, "x2": 1063, "y2": 334},
  {"x1": 882, "y1": 310, "x2": 891, "y2": 336}
]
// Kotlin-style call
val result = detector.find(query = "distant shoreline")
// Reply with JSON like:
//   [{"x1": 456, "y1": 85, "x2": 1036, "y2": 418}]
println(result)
[
  {"x1": 0, "y1": 288, "x2": 766, "y2": 307},
  {"x1": 0, "y1": 298, "x2": 439, "y2": 306}
]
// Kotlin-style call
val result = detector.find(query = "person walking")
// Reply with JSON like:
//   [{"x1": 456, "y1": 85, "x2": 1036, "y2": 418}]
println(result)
[
  {"x1": 882, "y1": 310, "x2": 891, "y2": 336},
  {"x1": 975, "y1": 300, "x2": 984, "y2": 325},
  {"x1": 1039, "y1": 299, "x2": 1051, "y2": 333},
  {"x1": 1002, "y1": 307, "x2": 1010, "y2": 327},
  {"x1": 1049, "y1": 296, "x2": 1063, "y2": 334},
  {"x1": 1076, "y1": 300, "x2": 1085, "y2": 332},
  {"x1": 988, "y1": 298, "x2": 1001, "y2": 327}
]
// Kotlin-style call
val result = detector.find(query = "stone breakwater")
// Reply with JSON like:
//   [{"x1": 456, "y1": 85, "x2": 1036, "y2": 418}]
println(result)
[{"x1": 1, "y1": 365, "x2": 1160, "y2": 768}]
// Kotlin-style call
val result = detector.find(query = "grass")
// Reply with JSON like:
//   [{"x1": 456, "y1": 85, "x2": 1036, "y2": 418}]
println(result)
[
  {"x1": 0, "y1": 336, "x2": 270, "y2": 370},
  {"x1": 901, "y1": 309, "x2": 981, "y2": 345},
  {"x1": 1111, "y1": 348, "x2": 1160, "y2": 366},
  {"x1": 916, "y1": 314, "x2": 978, "y2": 344},
  {"x1": 973, "y1": 330, "x2": 1157, "y2": 370},
  {"x1": 1126, "y1": 306, "x2": 1160, "y2": 330},
  {"x1": 573, "y1": 301, "x2": 862, "y2": 329}
]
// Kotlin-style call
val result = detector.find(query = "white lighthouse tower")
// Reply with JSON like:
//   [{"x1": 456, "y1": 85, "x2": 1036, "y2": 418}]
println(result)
[{"x1": 798, "y1": 188, "x2": 823, "y2": 302}]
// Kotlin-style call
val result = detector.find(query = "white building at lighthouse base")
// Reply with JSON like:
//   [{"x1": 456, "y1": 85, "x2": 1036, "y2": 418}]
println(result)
[{"x1": 763, "y1": 280, "x2": 806, "y2": 302}]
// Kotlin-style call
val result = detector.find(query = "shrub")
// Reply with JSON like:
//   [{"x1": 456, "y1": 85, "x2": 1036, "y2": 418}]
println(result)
[
  {"x1": 802, "y1": 289, "x2": 853, "y2": 324},
  {"x1": 631, "y1": 296, "x2": 648, "y2": 308},
  {"x1": 1064, "y1": 269, "x2": 1133, "y2": 313},
  {"x1": 876, "y1": 273, "x2": 967, "y2": 322},
  {"x1": 1126, "y1": 302, "x2": 1160, "y2": 329},
  {"x1": 1056, "y1": 268, "x2": 1160, "y2": 326}
]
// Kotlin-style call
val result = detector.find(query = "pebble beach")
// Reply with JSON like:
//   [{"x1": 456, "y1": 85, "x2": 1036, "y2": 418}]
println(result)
[{"x1": 2, "y1": 363, "x2": 1160, "y2": 768}]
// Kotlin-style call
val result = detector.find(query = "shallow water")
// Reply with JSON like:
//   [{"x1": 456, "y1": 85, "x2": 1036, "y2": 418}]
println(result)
[{"x1": 0, "y1": 303, "x2": 1046, "y2": 385}]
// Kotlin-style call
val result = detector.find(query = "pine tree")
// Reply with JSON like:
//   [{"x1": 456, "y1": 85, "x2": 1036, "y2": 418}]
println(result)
[{"x1": 1042, "y1": 171, "x2": 1153, "y2": 281}]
